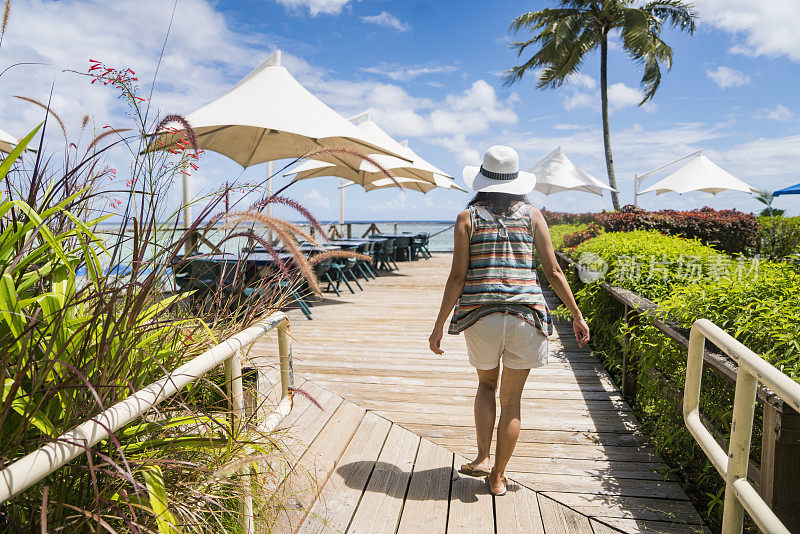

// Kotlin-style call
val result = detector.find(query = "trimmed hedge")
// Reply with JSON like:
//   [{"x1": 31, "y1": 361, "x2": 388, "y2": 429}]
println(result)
[
  {"x1": 542, "y1": 205, "x2": 761, "y2": 255},
  {"x1": 595, "y1": 205, "x2": 759, "y2": 255},
  {"x1": 564, "y1": 230, "x2": 800, "y2": 528}
]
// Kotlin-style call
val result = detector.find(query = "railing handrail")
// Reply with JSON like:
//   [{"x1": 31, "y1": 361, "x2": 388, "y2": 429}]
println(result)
[
  {"x1": 0, "y1": 311, "x2": 294, "y2": 533},
  {"x1": 683, "y1": 318, "x2": 800, "y2": 534}
]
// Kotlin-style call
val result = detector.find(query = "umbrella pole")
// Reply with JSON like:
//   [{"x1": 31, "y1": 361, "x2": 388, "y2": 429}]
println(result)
[
  {"x1": 339, "y1": 177, "x2": 345, "y2": 234},
  {"x1": 266, "y1": 160, "x2": 274, "y2": 244}
]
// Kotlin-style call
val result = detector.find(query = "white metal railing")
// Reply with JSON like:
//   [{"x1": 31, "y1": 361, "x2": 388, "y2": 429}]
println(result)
[
  {"x1": 0, "y1": 312, "x2": 294, "y2": 533},
  {"x1": 683, "y1": 318, "x2": 800, "y2": 534}
]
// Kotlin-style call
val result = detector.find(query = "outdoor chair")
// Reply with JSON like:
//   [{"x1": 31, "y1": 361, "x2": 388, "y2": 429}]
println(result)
[
  {"x1": 242, "y1": 279, "x2": 312, "y2": 320},
  {"x1": 374, "y1": 238, "x2": 397, "y2": 272},
  {"x1": 315, "y1": 258, "x2": 342, "y2": 296},
  {"x1": 329, "y1": 257, "x2": 362, "y2": 293},
  {"x1": 394, "y1": 236, "x2": 412, "y2": 262},
  {"x1": 411, "y1": 233, "x2": 431, "y2": 260},
  {"x1": 354, "y1": 242, "x2": 376, "y2": 280}
]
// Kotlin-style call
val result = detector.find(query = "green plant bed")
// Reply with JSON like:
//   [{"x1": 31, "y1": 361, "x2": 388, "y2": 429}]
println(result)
[{"x1": 561, "y1": 230, "x2": 799, "y2": 529}]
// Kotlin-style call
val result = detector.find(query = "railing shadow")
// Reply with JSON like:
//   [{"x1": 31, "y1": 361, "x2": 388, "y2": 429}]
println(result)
[{"x1": 539, "y1": 289, "x2": 702, "y2": 529}]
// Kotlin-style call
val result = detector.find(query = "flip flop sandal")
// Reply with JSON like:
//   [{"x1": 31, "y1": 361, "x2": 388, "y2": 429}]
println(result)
[
  {"x1": 458, "y1": 463, "x2": 491, "y2": 478},
  {"x1": 488, "y1": 475, "x2": 508, "y2": 496}
]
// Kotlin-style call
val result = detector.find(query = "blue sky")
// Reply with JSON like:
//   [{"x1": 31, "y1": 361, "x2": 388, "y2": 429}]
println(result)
[{"x1": 1, "y1": 0, "x2": 799, "y2": 221}]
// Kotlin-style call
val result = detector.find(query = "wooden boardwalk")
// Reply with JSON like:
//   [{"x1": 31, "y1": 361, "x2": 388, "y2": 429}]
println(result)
[{"x1": 249, "y1": 254, "x2": 706, "y2": 533}]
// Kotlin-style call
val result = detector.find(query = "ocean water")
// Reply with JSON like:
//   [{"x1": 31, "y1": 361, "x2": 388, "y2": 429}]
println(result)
[{"x1": 94, "y1": 221, "x2": 457, "y2": 262}]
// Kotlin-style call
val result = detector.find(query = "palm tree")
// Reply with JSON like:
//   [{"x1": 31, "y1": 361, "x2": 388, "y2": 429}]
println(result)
[
  {"x1": 755, "y1": 189, "x2": 785, "y2": 217},
  {"x1": 504, "y1": 0, "x2": 697, "y2": 210}
]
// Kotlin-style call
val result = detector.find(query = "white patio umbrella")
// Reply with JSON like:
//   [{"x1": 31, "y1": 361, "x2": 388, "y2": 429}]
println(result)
[
  {"x1": 151, "y1": 52, "x2": 408, "y2": 169},
  {"x1": 639, "y1": 153, "x2": 758, "y2": 196},
  {"x1": 147, "y1": 50, "x2": 409, "y2": 242},
  {"x1": 358, "y1": 175, "x2": 466, "y2": 194},
  {"x1": 0, "y1": 127, "x2": 31, "y2": 155},
  {"x1": 285, "y1": 112, "x2": 452, "y2": 185},
  {"x1": 527, "y1": 147, "x2": 615, "y2": 196}
]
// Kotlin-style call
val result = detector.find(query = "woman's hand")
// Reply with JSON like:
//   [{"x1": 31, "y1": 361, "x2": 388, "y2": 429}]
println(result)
[
  {"x1": 573, "y1": 316, "x2": 590, "y2": 347},
  {"x1": 429, "y1": 326, "x2": 444, "y2": 355}
]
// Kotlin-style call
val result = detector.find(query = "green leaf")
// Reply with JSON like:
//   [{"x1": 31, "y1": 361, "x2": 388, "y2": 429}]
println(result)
[
  {"x1": 0, "y1": 123, "x2": 42, "y2": 180},
  {"x1": 142, "y1": 465, "x2": 181, "y2": 534}
]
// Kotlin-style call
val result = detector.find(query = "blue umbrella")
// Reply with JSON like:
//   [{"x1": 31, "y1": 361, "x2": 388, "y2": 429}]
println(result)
[{"x1": 774, "y1": 182, "x2": 800, "y2": 196}]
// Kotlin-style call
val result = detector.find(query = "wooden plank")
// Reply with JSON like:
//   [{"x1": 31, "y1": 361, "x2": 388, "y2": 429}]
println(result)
[
  {"x1": 438, "y1": 440, "x2": 659, "y2": 463},
  {"x1": 514, "y1": 473, "x2": 688, "y2": 500},
  {"x1": 297, "y1": 412, "x2": 392, "y2": 534},
  {"x1": 447, "y1": 455, "x2": 494, "y2": 533},
  {"x1": 543, "y1": 492, "x2": 702, "y2": 524},
  {"x1": 396, "y1": 438, "x2": 453, "y2": 533},
  {"x1": 268, "y1": 400, "x2": 366, "y2": 533},
  {"x1": 260, "y1": 384, "x2": 342, "y2": 523},
  {"x1": 591, "y1": 518, "x2": 625, "y2": 534},
  {"x1": 505, "y1": 457, "x2": 670, "y2": 480},
  {"x1": 308, "y1": 379, "x2": 627, "y2": 401},
  {"x1": 373, "y1": 410, "x2": 639, "y2": 433},
  {"x1": 495, "y1": 479, "x2": 546, "y2": 534},
  {"x1": 538, "y1": 494, "x2": 594, "y2": 534},
  {"x1": 347, "y1": 424, "x2": 420, "y2": 534},
  {"x1": 592, "y1": 517, "x2": 711, "y2": 534},
  {"x1": 402, "y1": 423, "x2": 648, "y2": 447}
]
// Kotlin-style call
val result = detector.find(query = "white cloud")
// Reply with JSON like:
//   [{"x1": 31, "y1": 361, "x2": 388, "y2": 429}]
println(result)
[
  {"x1": 360, "y1": 12, "x2": 410, "y2": 32},
  {"x1": 754, "y1": 104, "x2": 793, "y2": 122},
  {"x1": 562, "y1": 77, "x2": 647, "y2": 112},
  {"x1": 274, "y1": 0, "x2": 352, "y2": 16},
  {"x1": 565, "y1": 72, "x2": 596, "y2": 90},
  {"x1": 361, "y1": 63, "x2": 459, "y2": 81},
  {"x1": 694, "y1": 0, "x2": 800, "y2": 62},
  {"x1": 607, "y1": 83, "x2": 649, "y2": 111},
  {"x1": 302, "y1": 75, "x2": 518, "y2": 162},
  {"x1": 302, "y1": 187, "x2": 331, "y2": 209},
  {"x1": 705, "y1": 65, "x2": 750, "y2": 89}
]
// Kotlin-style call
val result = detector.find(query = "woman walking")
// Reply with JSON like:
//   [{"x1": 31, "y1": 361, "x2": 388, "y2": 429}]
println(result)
[{"x1": 429, "y1": 146, "x2": 590, "y2": 496}]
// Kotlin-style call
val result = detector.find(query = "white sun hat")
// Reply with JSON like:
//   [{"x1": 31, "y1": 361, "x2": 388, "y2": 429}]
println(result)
[{"x1": 463, "y1": 145, "x2": 536, "y2": 194}]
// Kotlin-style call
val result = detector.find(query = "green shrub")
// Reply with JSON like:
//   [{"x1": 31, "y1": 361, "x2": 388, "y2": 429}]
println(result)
[
  {"x1": 561, "y1": 222, "x2": 603, "y2": 250},
  {"x1": 564, "y1": 230, "x2": 799, "y2": 529},
  {"x1": 758, "y1": 216, "x2": 800, "y2": 260},
  {"x1": 594, "y1": 205, "x2": 759, "y2": 255},
  {"x1": 547, "y1": 223, "x2": 587, "y2": 250},
  {"x1": 569, "y1": 230, "x2": 730, "y2": 300}
]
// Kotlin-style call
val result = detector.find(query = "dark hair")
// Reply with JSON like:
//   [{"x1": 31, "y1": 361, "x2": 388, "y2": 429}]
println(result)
[{"x1": 467, "y1": 192, "x2": 528, "y2": 215}]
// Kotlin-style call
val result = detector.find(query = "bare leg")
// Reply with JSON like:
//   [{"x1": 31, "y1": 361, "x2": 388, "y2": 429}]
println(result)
[
  {"x1": 489, "y1": 366, "x2": 530, "y2": 493},
  {"x1": 468, "y1": 366, "x2": 499, "y2": 472}
]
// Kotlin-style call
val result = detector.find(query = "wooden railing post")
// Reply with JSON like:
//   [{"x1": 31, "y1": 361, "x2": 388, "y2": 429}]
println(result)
[
  {"x1": 760, "y1": 403, "x2": 800, "y2": 532},
  {"x1": 346, "y1": 223, "x2": 352, "y2": 238},
  {"x1": 622, "y1": 306, "x2": 640, "y2": 406}
]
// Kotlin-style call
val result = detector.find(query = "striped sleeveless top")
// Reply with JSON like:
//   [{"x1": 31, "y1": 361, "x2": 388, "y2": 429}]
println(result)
[{"x1": 448, "y1": 202, "x2": 553, "y2": 336}]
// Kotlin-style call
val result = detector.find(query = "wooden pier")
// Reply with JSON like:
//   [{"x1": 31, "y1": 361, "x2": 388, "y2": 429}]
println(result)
[{"x1": 249, "y1": 254, "x2": 707, "y2": 533}]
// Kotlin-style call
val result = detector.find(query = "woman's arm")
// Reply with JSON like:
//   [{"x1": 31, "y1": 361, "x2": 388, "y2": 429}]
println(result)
[
  {"x1": 429, "y1": 209, "x2": 471, "y2": 355},
  {"x1": 531, "y1": 209, "x2": 590, "y2": 347}
]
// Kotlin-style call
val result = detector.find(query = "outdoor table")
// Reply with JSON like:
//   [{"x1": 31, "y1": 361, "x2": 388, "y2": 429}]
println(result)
[
  {"x1": 372, "y1": 233, "x2": 415, "y2": 239},
  {"x1": 329, "y1": 239, "x2": 373, "y2": 249}
]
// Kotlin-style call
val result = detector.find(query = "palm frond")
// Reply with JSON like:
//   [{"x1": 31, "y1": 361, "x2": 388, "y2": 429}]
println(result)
[
  {"x1": 509, "y1": 8, "x2": 581, "y2": 33},
  {"x1": 619, "y1": 7, "x2": 675, "y2": 103},
  {"x1": 505, "y1": 9, "x2": 598, "y2": 87},
  {"x1": 643, "y1": 0, "x2": 697, "y2": 33}
]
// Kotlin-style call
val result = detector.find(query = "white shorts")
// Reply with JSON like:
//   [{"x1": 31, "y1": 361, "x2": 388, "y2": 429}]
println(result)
[{"x1": 463, "y1": 313, "x2": 549, "y2": 370}]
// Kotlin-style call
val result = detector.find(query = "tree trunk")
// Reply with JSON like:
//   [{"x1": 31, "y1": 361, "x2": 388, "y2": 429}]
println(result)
[{"x1": 600, "y1": 31, "x2": 621, "y2": 210}]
